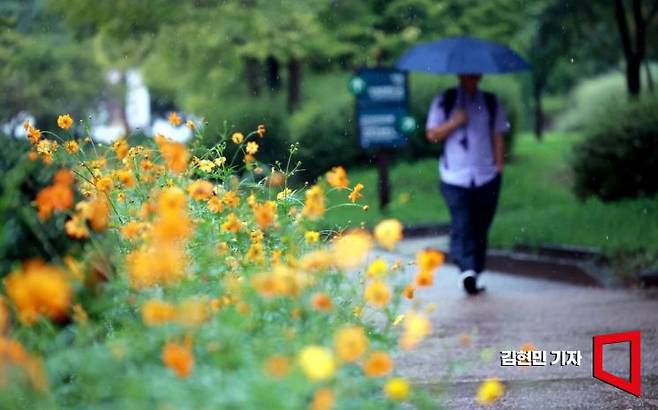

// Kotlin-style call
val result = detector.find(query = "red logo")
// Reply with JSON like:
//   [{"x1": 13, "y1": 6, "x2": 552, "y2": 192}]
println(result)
[{"x1": 592, "y1": 330, "x2": 641, "y2": 396}]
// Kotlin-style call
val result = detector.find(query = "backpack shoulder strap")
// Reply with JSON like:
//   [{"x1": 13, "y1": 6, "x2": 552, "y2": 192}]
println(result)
[
  {"x1": 483, "y1": 91, "x2": 497, "y2": 132},
  {"x1": 439, "y1": 87, "x2": 458, "y2": 120}
]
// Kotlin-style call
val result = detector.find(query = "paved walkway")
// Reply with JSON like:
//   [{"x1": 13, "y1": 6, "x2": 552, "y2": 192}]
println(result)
[{"x1": 380, "y1": 238, "x2": 658, "y2": 409}]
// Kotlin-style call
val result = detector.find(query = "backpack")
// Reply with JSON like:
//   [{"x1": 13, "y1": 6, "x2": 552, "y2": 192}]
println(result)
[
  {"x1": 439, "y1": 87, "x2": 497, "y2": 132},
  {"x1": 437, "y1": 88, "x2": 498, "y2": 169}
]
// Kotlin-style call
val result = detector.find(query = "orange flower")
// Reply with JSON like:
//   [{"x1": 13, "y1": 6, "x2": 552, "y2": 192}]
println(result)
[
  {"x1": 57, "y1": 114, "x2": 73, "y2": 130},
  {"x1": 256, "y1": 124, "x2": 266, "y2": 137},
  {"x1": 115, "y1": 169, "x2": 135, "y2": 188},
  {"x1": 207, "y1": 196, "x2": 224, "y2": 213},
  {"x1": 311, "y1": 292, "x2": 332, "y2": 311},
  {"x1": 253, "y1": 201, "x2": 277, "y2": 229},
  {"x1": 415, "y1": 270, "x2": 433, "y2": 287},
  {"x1": 112, "y1": 139, "x2": 130, "y2": 160},
  {"x1": 416, "y1": 248, "x2": 444, "y2": 272},
  {"x1": 302, "y1": 185, "x2": 325, "y2": 220},
  {"x1": 402, "y1": 284, "x2": 415, "y2": 299},
  {"x1": 168, "y1": 112, "x2": 182, "y2": 127},
  {"x1": 26, "y1": 125, "x2": 41, "y2": 144},
  {"x1": 263, "y1": 355, "x2": 290, "y2": 378},
  {"x1": 126, "y1": 243, "x2": 188, "y2": 289},
  {"x1": 334, "y1": 325, "x2": 368, "y2": 362},
  {"x1": 364, "y1": 281, "x2": 390, "y2": 308},
  {"x1": 220, "y1": 212, "x2": 243, "y2": 233},
  {"x1": 64, "y1": 140, "x2": 79, "y2": 154},
  {"x1": 162, "y1": 341, "x2": 193, "y2": 378},
  {"x1": 348, "y1": 183, "x2": 364, "y2": 203},
  {"x1": 65, "y1": 215, "x2": 89, "y2": 239},
  {"x1": 141, "y1": 299, "x2": 177, "y2": 326},
  {"x1": 121, "y1": 221, "x2": 144, "y2": 240},
  {"x1": 35, "y1": 183, "x2": 74, "y2": 220},
  {"x1": 332, "y1": 231, "x2": 372, "y2": 269},
  {"x1": 95, "y1": 176, "x2": 113, "y2": 192},
  {"x1": 326, "y1": 166, "x2": 349, "y2": 189},
  {"x1": 187, "y1": 179, "x2": 214, "y2": 201},
  {"x1": 4, "y1": 259, "x2": 71, "y2": 325},
  {"x1": 0, "y1": 298, "x2": 9, "y2": 334},
  {"x1": 156, "y1": 134, "x2": 190, "y2": 174},
  {"x1": 310, "y1": 388, "x2": 335, "y2": 410},
  {"x1": 362, "y1": 351, "x2": 393, "y2": 377},
  {"x1": 222, "y1": 191, "x2": 241, "y2": 208}
]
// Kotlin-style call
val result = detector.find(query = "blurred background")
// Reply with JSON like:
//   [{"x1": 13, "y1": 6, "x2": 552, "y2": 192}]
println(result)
[{"x1": 1, "y1": 0, "x2": 657, "y2": 279}]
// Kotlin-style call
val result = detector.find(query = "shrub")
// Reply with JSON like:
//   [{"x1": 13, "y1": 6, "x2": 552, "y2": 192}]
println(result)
[{"x1": 572, "y1": 96, "x2": 658, "y2": 201}]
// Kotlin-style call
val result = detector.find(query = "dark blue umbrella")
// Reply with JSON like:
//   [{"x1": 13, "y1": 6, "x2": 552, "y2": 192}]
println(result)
[{"x1": 396, "y1": 36, "x2": 530, "y2": 74}]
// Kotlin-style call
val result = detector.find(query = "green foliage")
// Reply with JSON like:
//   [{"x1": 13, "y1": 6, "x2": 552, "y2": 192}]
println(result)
[{"x1": 572, "y1": 96, "x2": 658, "y2": 201}]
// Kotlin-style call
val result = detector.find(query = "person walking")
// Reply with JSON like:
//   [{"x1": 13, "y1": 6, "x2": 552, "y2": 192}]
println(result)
[{"x1": 425, "y1": 74, "x2": 509, "y2": 295}]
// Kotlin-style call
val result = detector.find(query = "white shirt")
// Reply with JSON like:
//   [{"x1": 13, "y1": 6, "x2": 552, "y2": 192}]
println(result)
[{"x1": 426, "y1": 87, "x2": 509, "y2": 187}]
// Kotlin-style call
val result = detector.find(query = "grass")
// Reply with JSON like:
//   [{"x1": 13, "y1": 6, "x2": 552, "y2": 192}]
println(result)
[{"x1": 323, "y1": 132, "x2": 658, "y2": 262}]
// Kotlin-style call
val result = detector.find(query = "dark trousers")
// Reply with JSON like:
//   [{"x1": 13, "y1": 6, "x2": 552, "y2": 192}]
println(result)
[{"x1": 440, "y1": 174, "x2": 501, "y2": 274}]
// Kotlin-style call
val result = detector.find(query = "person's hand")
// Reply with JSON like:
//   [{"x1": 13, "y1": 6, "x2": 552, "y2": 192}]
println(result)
[{"x1": 450, "y1": 108, "x2": 468, "y2": 127}]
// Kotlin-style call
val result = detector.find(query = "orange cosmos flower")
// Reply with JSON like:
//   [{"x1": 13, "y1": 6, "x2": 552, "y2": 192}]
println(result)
[
  {"x1": 416, "y1": 248, "x2": 445, "y2": 272},
  {"x1": 95, "y1": 176, "x2": 113, "y2": 192},
  {"x1": 363, "y1": 351, "x2": 393, "y2": 377},
  {"x1": 311, "y1": 292, "x2": 332, "y2": 311},
  {"x1": 141, "y1": 299, "x2": 177, "y2": 326},
  {"x1": 310, "y1": 388, "x2": 335, "y2": 410},
  {"x1": 222, "y1": 191, "x2": 241, "y2": 208},
  {"x1": 64, "y1": 140, "x2": 79, "y2": 154},
  {"x1": 364, "y1": 281, "x2": 390, "y2": 308},
  {"x1": 348, "y1": 183, "x2": 364, "y2": 203},
  {"x1": 162, "y1": 341, "x2": 193, "y2": 378},
  {"x1": 220, "y1": 212, "x2": 243, "y2": 233},
  {"x1": 402, "y1": 284, "x2": 415, "y2": 299},
  {"x1": 253, "y1": 200, "x2": 276, "y2": 229},
  {"x1": 326, "y1": 166, "x2": 349, "y2": 189},
  {"x1": 168, "y1": 112, "x2": 182, "y2": 126},
  {"x1": 334, "y1": 325, "x2": 368, "y2": 362},
  {"x1": 57, "y1": 114, "x2": 73, "y2": 130},
  {"x1": 112, "y1": 139, "x2": 130, "y2": 159},
  {"x1": 187, "y1": 179, "x2": 214, "y2": 201},
  {"x1": 65, "y1": 215, "x2": 89, "y2": 239},
  {"x1": 263, "y1": 355, "x2": 290, "y2": 378},
  {"x1": 207, "y1": 196, "x2": 224, "y2": 213},
  {"x1": 415, "y1": 270, "x2": 433, "y2": 287},
  {"x1": 120, "y1": 221, "x2": 145, "y2": 240},
  {"x1": 115, "y1": 169, "x2": 135, "y2": 188},
  {"x1": 4, "y1": 259, "x2": 71, "y2": 325},
  {"x1": 302, "y1": 185, "x2": 325, "y2": 220},
  {"x1": 35, "y1": 182, "x2": 74, "y2": 220},
  {"x1": 156, "y1": 134, "x2": 189, "y2": 174}
]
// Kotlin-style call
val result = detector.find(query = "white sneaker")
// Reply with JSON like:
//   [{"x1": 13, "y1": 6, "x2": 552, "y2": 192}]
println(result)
[{"x1": 459, "y1": 270, "x2": 483, "y2": 295}]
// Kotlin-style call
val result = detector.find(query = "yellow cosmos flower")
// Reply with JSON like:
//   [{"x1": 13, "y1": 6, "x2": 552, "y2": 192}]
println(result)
[
  {"x1": 231, "y1": 132, "x2": 244, "y2": 144},
  {"x1": 476, "y1": 378, "x2": 505, "y2": 405},
  {"x1": 64, "y1": 140, "x2": 79, "y2": 154},
  {"x1": 305, "y1": 230, "x2": 320, "y2": 243},
  {"x1": 348, "y1": 183, "x2": 364, "y2": 202},
  {"x1": 57, "y1": 114, "x2": 73, "y2": 130},
  {"x1": 197, "y1": 159, "x2": 216, "y2": 173},
  {"x1": 332, "y1": 231, "x2": 372, "y2": 269},
  {"x1": 384, "y1": 377, "x2": 411, "y2": 401},
  {"x1": 141, "y1": 299, "x2": 177, "y2": 326},
  {"x1": 334, "y1": 325, "x2": 368, "y2": 362},
  {"x1": 374, "y1": 219, "x2": 403, "y2": 250},
  {"x1": 399, "y1": 310, "x2": 431, "y2": 350},
  {"x1": 245, "y1": 141, "x2": 259, "y2": 155},
  {"x1": 298, "y1": 345, "x2": 336, "y2": 381},
  {"x1": 366, "y1": 258, "x2": 388, "y2": 278},
  {"x1": 302, "y1": 185, "x2": 325, "y2": 220},
  {"x1": 364, "y1": 281, "x2": 390, "y2": 308}
]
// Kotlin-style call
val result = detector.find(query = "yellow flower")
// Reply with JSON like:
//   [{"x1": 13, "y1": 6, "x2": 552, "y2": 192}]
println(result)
[
  {"x1": 326, "y1": 166, "x2": 349, "y2": 189},
  {"x1": 348, "y1": 183, "x2": 364, "y2": 203},
  {"x1": 245, "y1": 141, "x2": 259, "y2": 155},
  {"x1": 4, "y1": 259, "x2": 71, "y2": 325},
  {"x1": 186, "y1": 119, "x2": 196, "y2": 130},
  {"x1": 113, "y1": 139, "x2": 129, "y2": 159},
  {"x1": 64, "y1": 140, "x2": 79, "y2": 154},
  {"x1": 305, "y1": 230, "x2": 320, "y2": 243},
  {"x1": 95, "y1": 176, "x2": 113, "y2": 193},
  {"x1": 231, "y1": 132, "x2": 244, "y2": 144},
  {"x1": 168, "y1": 112, "x2": 182, "y2": 126},
  {"x1": 220, "y1": 212, "x2": 243, "y2": 233},
  {"x1": 141, "y1": 299, "x2": 177, "y2": 326},
  {"x1": 277, "y1": 187, "x2": 292, "y2": 201},
  {"x1": 476, "y1": 378, "x2": 505, "y2": 405},
  {"x1": 384, "y1": 377, "x2": 411, "y2": 401},
  {"x1": 362, "y1": 351, "x2": 393, "y2": 377},
  {"x1": 399, "y1": 310, "x2": 431, "y2": 350},
  {"x1": 187, "y1": 179, "x2": 214, "y2": 201},
  {"x1": 197, "y1": 159, "x2": 216, "y2": 173},
  {"x1": 374, "y1": 219, "x2": 403, "y2": 250},
  {"x1": 298, "y1": 345, "x2": 336, "y2": 381},
  {"x1": 334, "y1": 325, "x2": 368, "y2": 362},
  {"x1": 264, "y1": 355, "x2": 290, "y2": 378},
  {"x1": 366, "y1": 258, "x2": 388, "y2": 278},
  {"x1": 332, "y1": 231, "x2": 372, "y2": 269},
  {"x1": 364, "y1": 281, "x2": 390, "y2": 308},
  {"x1": 162, "y1": 341, "x2": 193, "y2": 378},
  {"x1": 115, "y1": 169, "x2": 135, "y2": 188},
  {"x1": 57, "y1": 114, "x2": 73, "y2": 130},
  {"x1": 214, "y1": 156, "x2": 227, "y2": 167}
]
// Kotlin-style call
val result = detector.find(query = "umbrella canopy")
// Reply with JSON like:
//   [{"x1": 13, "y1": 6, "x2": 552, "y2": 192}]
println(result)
[{"x1": 396, "y1": 36, "x2": 530, "y2": 74}]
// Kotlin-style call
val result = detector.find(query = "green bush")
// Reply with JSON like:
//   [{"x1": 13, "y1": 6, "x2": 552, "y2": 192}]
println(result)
[{"x1": 572, "y1": 96, "x2": 658, "y2": 201}]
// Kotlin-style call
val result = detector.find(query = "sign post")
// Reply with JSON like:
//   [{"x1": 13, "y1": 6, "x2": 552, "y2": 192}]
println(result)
[{"x1": 350, "y1": 68, "x2": 415, "y2": 210}]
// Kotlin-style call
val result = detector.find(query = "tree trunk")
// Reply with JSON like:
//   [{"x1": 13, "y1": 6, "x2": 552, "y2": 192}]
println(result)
[
  {"x1": 645, "y1": 59, "x2": 655, "y2": 93},
  {"x1": 613, "y1": 0, "x2": 648, "y2": 97},
  {"x1": 287, "y1": 59, "x2": 302, "y2": 112},
  {"x1": 626, "y1": 56, "x2": 642, "y2": 96},
  {"x1": 244, "y1": 57, "x2": 262, "y2": 97},
  {"x1": 265, "y1": 56, "x2": 281, "y2": 92}
]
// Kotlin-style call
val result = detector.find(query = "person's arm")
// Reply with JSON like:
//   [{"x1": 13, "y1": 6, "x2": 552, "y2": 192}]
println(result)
[
  {"x1": 493, "y1": 131, "x2": 504, "y2": 172},
  {"x1": 426, "y1": 108, "x2": 467, "y2": 143}
]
